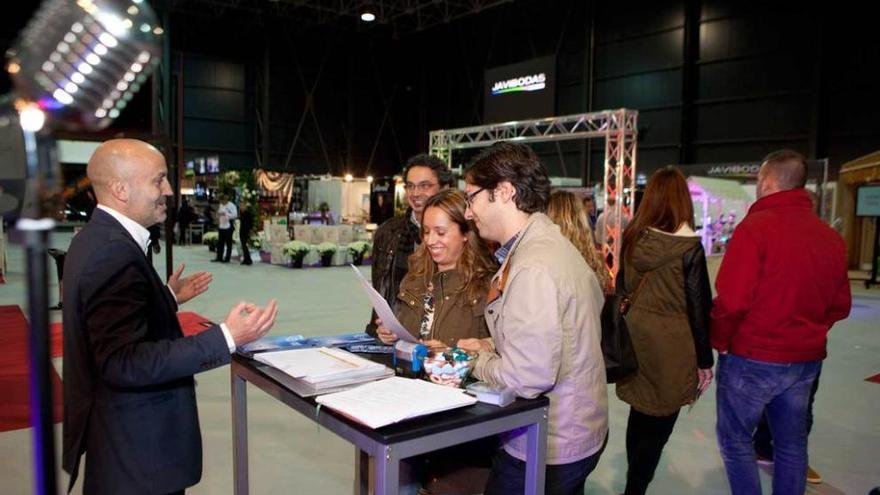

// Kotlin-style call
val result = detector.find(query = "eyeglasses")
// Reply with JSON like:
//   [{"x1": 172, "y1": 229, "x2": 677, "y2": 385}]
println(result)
[
  {"x1": 464, "y1": 187, "x2": 486, "y2": 207},
  {"x1": 403, "y1": 181, "x2": 438, "y2": 192}
]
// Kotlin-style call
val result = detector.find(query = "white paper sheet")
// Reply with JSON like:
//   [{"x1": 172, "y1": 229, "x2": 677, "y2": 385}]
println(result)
[
  {"x1": 350, "y1": 265, "x2": 418, "y2": 343},
  {"x1": 315, "y1": 376, "x2": 477, "y2": 429}
]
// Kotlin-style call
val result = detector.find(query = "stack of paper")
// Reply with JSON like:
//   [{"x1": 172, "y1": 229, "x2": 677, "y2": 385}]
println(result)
[
  {"x1": 255, "y1": 347, "x2": 393, "y2": 396},
  {"x1": 315, "y1": 376, "x2": 478, "y2": 429}
]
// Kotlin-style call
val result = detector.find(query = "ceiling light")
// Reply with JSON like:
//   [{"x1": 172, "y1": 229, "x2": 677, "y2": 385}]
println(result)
[{"x1": 361, "y1": 12, "x2": 376, "y2": 22}]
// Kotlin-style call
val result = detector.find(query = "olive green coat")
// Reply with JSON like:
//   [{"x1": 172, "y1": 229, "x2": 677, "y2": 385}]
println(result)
[
  {"x1": 615, "y1": 229, "x2": 713, "y2": 416},
  {"x1": 395, "y1": 269, "x2": 490, "y2": 348}
]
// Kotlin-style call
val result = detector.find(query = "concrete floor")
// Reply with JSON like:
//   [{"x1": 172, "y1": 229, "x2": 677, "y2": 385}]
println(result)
[{"x1": 1, "y1": 231, "x2": 878, "y2": 494}]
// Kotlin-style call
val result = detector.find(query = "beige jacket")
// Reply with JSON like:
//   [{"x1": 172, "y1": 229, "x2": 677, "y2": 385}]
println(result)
[{"x1": 473, "y1": 213, "x2": 608, "y2": 464}]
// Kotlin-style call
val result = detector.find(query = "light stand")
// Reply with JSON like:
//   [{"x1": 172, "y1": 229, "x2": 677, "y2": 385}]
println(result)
[{"x1": 20, "y1": 121, "x2": 59, "y2": 495}]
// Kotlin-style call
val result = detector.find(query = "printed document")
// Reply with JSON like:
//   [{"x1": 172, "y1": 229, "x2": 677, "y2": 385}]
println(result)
[
  {"x1": 254, "y1": 347, "x2": 386, "y2": 385},
  {"x1": 315, "y1": 376, "x2": 477, "y2": 429},
  {"x1": 350, "y1": 265, "x2": 418, "y2": 343}
]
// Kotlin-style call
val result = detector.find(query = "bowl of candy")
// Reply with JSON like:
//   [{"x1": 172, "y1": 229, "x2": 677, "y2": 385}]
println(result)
[{"x1": 423, "y1": 348, "x2": 474, "y2": 388}]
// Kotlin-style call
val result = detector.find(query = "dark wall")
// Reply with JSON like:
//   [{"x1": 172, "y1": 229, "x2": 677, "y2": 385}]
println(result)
[
  {"x1": 2, "y1": 0, "x2": 878, "y2": 181},
  {"x1": 179, "y1": 54, "x2": 254, "y2": 168}
]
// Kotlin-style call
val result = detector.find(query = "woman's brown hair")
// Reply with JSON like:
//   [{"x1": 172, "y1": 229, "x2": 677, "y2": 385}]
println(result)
[
  {"x1": 547, "y1": 190, "x2": 612, "y2": 293},
  {"x1": 621, "y1": 165, "x2": 694, "y2": 261},
  {"x1": 407, "y1": 189, "x2": 498, "y2": 302}
]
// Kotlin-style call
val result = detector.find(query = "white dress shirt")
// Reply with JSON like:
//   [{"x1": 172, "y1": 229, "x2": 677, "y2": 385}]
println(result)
[
  {"x1": 217, "y1": 202, "x2": 238, "y2": 230},
  {"x1": 96, "y1": 204, "x2": 236, "y2": 352}
]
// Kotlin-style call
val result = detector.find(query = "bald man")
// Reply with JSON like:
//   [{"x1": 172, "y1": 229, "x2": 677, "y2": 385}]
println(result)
[
  {"x1": 711, "y1": 149, "x2": 851, "y2": 495},
  {"x1": 62, "y1": 139, "x2": 278, "y2": 495}
]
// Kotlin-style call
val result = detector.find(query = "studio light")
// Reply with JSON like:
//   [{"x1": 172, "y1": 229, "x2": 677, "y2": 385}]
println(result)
[{"x1": 6, "y1": 0, "x2": 163, "y2": 131}]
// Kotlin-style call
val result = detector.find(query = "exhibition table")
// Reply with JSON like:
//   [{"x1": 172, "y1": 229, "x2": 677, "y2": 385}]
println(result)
[{"x1": 230, "y1": 353, "x2": 550, "y2": 495}]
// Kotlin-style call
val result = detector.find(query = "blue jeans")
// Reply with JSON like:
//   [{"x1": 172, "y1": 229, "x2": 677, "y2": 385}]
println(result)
[
  {"x1": 484, "y1": 432, "x2": 607, "y2": 495},
  {"x1": 716, "y1": 353, "x2": 821, "y2": 495},
  {"x1": 753, "y1": 369, "x2": 822, "y2": 459}
]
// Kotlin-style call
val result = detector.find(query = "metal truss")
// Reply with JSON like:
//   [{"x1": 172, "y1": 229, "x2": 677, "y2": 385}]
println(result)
[
  {"x1": 158, "y1": 0, "x2": 513, "y2": 33},
  {"x1": 429, "y1": 109, "x2": 638, "y2": 280}
]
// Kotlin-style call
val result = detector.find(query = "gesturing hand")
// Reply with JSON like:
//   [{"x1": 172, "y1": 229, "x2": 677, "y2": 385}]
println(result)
[
  {"x1": 168, "y1": 264, "x2": 212, "y2": 305},
  {"x1": 224, "y1": 299, "x2": 278, "y2": 346}
]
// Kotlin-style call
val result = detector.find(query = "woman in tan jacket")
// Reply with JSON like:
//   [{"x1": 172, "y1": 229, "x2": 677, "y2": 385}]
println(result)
[
  {"x1": 616, "y1": 166, "x2": 714, "y2": 495},
  {"x1": 376, "y1": 188, "x2": 497, "y2": 349}
]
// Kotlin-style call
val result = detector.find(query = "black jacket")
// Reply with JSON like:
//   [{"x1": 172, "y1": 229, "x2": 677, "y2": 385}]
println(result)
[
  {"x1": 62, "y1": 208, "x2": 230, "y2": 494},
  {"x1": 365, "y1": 209, "x2": 421, "y2": 335}
]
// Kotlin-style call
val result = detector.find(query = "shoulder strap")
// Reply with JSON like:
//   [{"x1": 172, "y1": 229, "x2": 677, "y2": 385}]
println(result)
[
  {"x1": 630, "y1": 271, "x2": 651, "y2": 302},
  {"x1": 618, "y1": 257, "x2": 651, "y2": 301}
]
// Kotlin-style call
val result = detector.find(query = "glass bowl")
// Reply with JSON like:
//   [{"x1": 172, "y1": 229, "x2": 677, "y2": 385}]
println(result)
[{"x1": 422, "y1": 348, "x2": 475, "y2": 388}]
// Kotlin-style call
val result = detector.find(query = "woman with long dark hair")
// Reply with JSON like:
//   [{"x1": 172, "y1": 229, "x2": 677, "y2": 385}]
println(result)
[{"x1": 615, "y1": 166, "x2": 714, "y2": 495}]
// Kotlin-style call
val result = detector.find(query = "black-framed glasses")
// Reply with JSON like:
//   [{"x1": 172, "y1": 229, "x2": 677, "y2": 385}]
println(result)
[
  {"x1": 464, "y1": 187, "x2": 486, "y2": 207},
  {"x1": 403, "y1": 181, "x2": 438, "y2": 192}
]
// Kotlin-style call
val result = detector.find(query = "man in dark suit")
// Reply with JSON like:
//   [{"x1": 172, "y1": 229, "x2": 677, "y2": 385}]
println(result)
[{"x1": 62, "y1": 139, "x2": 278, "y2": 495}]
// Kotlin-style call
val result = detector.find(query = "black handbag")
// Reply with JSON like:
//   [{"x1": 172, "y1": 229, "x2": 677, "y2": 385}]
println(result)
[{"x1": 601, "y1": 263, "x2": 650, "y2": 383}]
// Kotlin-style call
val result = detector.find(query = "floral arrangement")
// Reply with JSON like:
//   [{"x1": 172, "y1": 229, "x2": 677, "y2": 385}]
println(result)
[
  {"x1": 202, "y1": 231, "x2": 219, "y2": 248},
  {"x1": 314, "y1": 242, "x2": 339, "y2": 256},
  {"x1": 248, "y1": 235, "x2": 263, "y2": 250},
  {"x1": 240, "y1": 185, "x2": 259, "y2": 206},
  {"x1": 282, "y1": 240, "x2": 311, "y2": 258},
  {"x1": 223, "y1": 170, "x2": 240, "y2": 186},
  {"x1": 347, "y1": 241, "x2": 371, "y2": 256}
]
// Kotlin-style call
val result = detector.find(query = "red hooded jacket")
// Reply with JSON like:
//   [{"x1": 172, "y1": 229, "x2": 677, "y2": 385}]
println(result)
[{"x1": 711, "y1": 188, "x2": 851, "y2": 363}]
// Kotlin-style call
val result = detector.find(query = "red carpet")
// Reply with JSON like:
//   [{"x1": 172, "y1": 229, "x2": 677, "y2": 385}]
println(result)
[
  {"x1": 0, "y1": 305, "x2": 63, "y2": 433},
  {"x1": 866, "y1": 373, "x2": 880, "y2": 384},
  {"x1": 177, "y1": 311, "x2": 216, "y2": 336},
  {"x1": 1, "y1": 307, "x2": 214, "y2": 433},
  {"x1": 47, "y1": 311, "x2": 212, "y2": 348}
]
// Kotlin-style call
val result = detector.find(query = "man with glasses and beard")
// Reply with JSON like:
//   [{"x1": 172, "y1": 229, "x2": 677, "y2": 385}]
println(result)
[{"x1": 365, "y1": 154, "x2": 454, "y2": 335}]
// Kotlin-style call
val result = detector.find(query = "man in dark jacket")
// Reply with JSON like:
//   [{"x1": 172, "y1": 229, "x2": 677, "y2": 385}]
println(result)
[
  {"x1": 712, "y1": 149, "x2": 851, "y2": 495},
  {"x1": 365, "y1": 153, "x2": 453, "y2": 335},
  {"x1": 239, "y1": 206, "x2": 255, "y2": 265},
  {"x1": 63, "y1": 139, "x2": 278, "y2": 494}
]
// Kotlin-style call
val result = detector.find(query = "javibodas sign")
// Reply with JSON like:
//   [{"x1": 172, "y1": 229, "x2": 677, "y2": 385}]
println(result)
[
  {"x1": 491, "y1": 73, "x2": 547, "y2": 95},
  {"x1": 484, "y1": 55, "x2": 556, "y2": 122},
  {"x1": 707, "y1": 164, "x2": 761, "y2": 179}
]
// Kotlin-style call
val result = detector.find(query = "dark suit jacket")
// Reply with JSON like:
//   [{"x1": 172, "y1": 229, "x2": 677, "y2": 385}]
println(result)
[{"x1": 62, "y1": 208, "x2": 231, "y2": 494}]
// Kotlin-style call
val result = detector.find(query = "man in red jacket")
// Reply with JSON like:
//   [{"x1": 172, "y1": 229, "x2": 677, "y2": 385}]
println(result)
[{"x1": 712, "y1": 149, "x2": 851, "y2": 495}]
